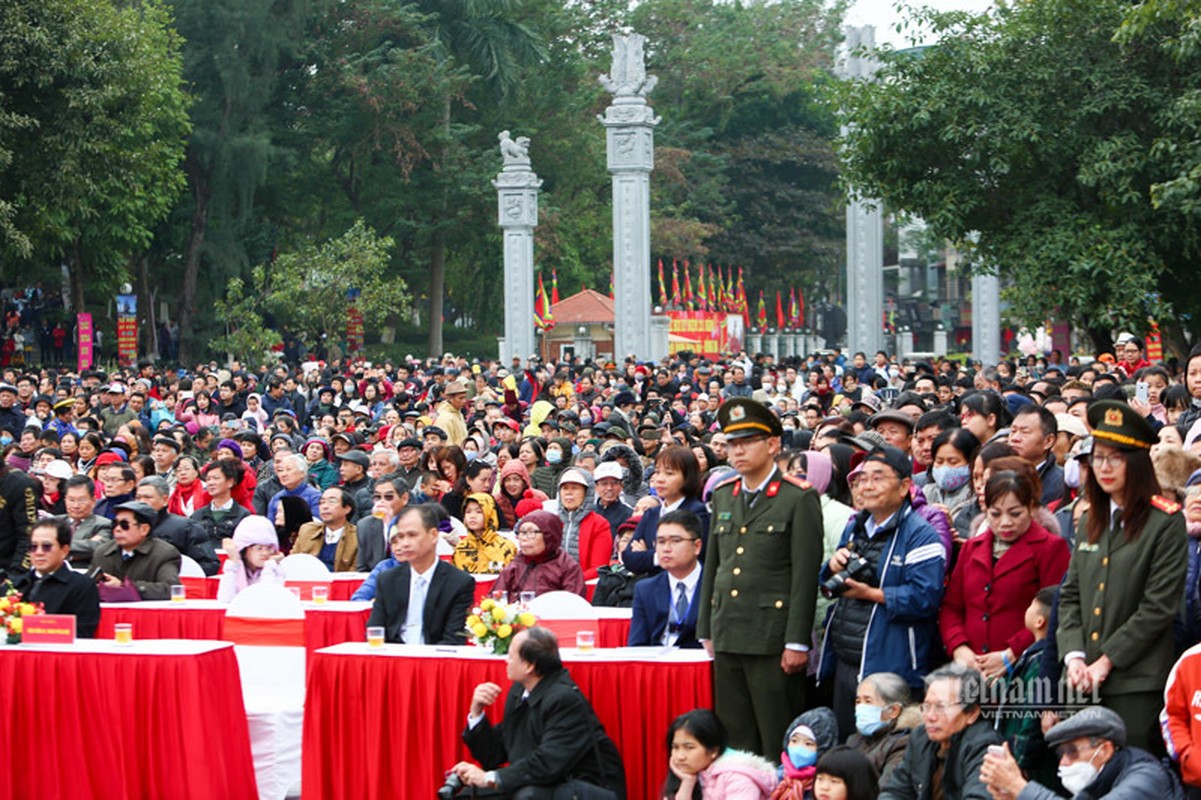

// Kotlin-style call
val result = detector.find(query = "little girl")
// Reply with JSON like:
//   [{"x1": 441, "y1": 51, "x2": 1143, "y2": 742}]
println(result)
[
  {"x1": 452, "y1": 493, "x2": 516, "y2": 574},
  {"x1": 217, "y1": 515, "x2": 286, "y2": 602},
  {"x1": 812, "y1": 747, "x2": 878, "y2": 800}
]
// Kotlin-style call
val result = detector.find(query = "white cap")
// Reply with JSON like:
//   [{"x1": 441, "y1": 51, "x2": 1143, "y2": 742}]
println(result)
[
  {"x1": 45, "y1": 460, "x2": 74, "y2": 480},
  {"x1": 594, "y1": 462, "x2": 624, "y2": 482}
]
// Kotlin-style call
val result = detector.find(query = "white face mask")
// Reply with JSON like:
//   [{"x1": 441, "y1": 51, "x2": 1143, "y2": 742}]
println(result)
[
  {"x1": 1063, "y1": 456, "x2": 1081, "y2": 490},
  {"x1": 1057, "y1": 749, "x2": 1101, "y2": 796}
]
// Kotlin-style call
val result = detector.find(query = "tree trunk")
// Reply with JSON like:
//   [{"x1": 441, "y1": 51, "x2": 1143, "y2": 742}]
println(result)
[
  {"x1": 177, "y1": 169, "x2": 210, "y2": 365},
  {"x1": 1085, "y1": 325, "x2": 1115, "y2": 357},
  {"x1": 426, "y1": 94, "x2": 451, "y2": 358},
  {"x1": 136, "y1": 255, "x2": 158, "y2": 360},
  {"x1": 68, "y1": 238, "x2": 86, "y2": 313}
]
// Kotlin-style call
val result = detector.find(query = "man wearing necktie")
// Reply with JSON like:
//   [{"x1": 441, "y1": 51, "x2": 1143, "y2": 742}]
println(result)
[
  {"x1": 10, "y1": 519, "x2": 100, "y2": 636},
  {"x1": 628, "y1": 509, "x2": 704, "y2": 648},
  {"x1": 366, "y1": 503, "x2": 474, "y2": 645},
  {"x1": 698, "y1": 397, "x2": 824, "y2": 758}
]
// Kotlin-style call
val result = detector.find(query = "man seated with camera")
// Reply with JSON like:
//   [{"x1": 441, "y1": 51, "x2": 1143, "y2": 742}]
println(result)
[
  {"x1": 817, "y1": 445, "x2": 947, "y2": 738},
  {"x1": 448, "y1": 627, "x2": 626, "y2": 799}
]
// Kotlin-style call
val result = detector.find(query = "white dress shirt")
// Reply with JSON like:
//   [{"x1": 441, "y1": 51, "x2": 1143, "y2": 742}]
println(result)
[
  {"x1": 401, "y1": 561, "x2": 437, "y2": 645},
  {"x1": 663, "y1": 562, "x2": 702, "y2": 647}
]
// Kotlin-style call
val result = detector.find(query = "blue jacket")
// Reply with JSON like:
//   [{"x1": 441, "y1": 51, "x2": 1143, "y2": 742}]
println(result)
[
  {"x1": 351, "y1": 556, "x2": 398, "y2": 601},
  {"x1": 628, "y1": 568, "x2": 702, "y2": 648},
  {"x1": 266, "y1": 483, "x2": 321, "y2": 526},
  {"x1": 621, "y1": 497, "x2": 710, "y2": 575},
  {"x1": 818, "y1": 501, "x2": 946, "y2": 689}
]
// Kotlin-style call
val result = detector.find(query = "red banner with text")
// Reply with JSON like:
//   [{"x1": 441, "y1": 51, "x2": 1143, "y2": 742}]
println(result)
[
  {"x1": 116, "y1": 293, "x2": 137, "y2": 367},
  {"x1": 667, "y1": 311, "x2": 733, "y2": 356},
  {"x1": 76, "y1": 313, "x2": 93, "y2": 371},
  {"x1": 346, "y1": 305, "x2": 364, "y2": 353}
]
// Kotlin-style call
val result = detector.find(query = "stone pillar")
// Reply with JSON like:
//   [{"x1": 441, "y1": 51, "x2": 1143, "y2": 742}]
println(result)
[
  {"x1": 649, "y1": 315, "x2": 670, "y2": 363},
  {"x1": 573, "y1": 327, "x2": 594, "y2": 363},
  {"x1": 933, "y1": 325, "x2": 948, "y2": 358},
  {"x1": 600, "y1": 33, "x2": 660, "y2": 360},
  {"x1": 972, "y1": 272, "x2": 1001, "y2": 365},
  {"x1": 493, "y1": 131, "x2": 542, "y2": 365},
  {"x1": 840, "y1": 26, "x2": 885, "y2": 359}
]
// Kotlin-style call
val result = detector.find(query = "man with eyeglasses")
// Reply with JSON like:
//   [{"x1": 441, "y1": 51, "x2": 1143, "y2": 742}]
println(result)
[
  {"x1": 981, "y1": 706, "x2": 1177, "y2": 799},
  {"x1": 357, "y1": 473, "x2": 410, "y2": 572},
  {"x1": 10, "y1": 518, "x2": 100, "y2": 636},
  {"x1": 880, "y1": 663, "x2": 1000, "y2": 800},
  {"x1": 91, "y1": 501, "x2": 181, "y2": 600},
  {"x1": 697, "y1": 397, "x2": 824, "y2": 758},
  {"x1": 628, "y1": 509, "x2": 704, "y2": 648},
  {"x1": 817, "y1": 444, "x2": 946, "y2": 739}
]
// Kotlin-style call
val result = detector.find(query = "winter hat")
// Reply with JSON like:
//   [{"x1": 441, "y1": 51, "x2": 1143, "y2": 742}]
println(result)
[
  {"x1": 783, "y1": 707, "x2": 839, "y2": 753},
  {"x1": 233, "y1": 515, "x2": 279, "y2": 552},
  {"x1": 216, "y1": 439, "x2": 243, "y2": 459},
  {"x1": 514, "y1": 491, "x2": 545, "y2": 519}
]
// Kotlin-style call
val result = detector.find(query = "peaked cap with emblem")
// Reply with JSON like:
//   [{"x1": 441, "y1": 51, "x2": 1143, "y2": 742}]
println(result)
[
  {"x1": 717, "y1": 397, "x2": 782, "y2": 440},
  {"x1": 1087, "y1": 399, "x2": 1156, "y2": 450}
]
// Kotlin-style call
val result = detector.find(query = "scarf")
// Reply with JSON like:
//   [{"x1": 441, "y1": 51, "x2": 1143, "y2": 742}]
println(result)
[{"x1": 779, "y1": 751, "x2": 816, "y2": 786}]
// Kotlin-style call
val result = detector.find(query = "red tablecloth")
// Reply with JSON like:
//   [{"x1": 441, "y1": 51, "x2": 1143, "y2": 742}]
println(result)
[
  {"x1": 95, "y1": 601, "x2": 373, "y2": 654},
  {"x1": 0, "y1": 640, "x2": 258, "y2": 800},
  {"x1": 302, "y1": 644, "x2": 713, "y2": 800},
  {"x1": 597, "y1": 614, "x2": 632, "y2": 648}
]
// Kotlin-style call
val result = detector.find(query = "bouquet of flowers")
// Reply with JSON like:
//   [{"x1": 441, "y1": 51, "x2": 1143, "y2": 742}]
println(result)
[
  {"x1": 0, "y1": 582, "x2": 43, "y2": 644},
  {"x1": 466, "y1": 598, "x2": 538, "y2": 655}
]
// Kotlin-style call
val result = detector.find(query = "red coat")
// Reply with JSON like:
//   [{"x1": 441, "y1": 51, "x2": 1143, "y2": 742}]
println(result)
[
  {"x1": 939, "y1": 520, "x2": 1070, "y2": 658},
  {"x1": 574, "y1": 511, "x2": 614, "y2": 581}
]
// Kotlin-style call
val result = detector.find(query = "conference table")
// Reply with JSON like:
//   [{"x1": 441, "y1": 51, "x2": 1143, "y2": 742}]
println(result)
[
  {"x1": 302, "y1": 642, "x2": 713, "y2": 800},
  {"x1": 0, "y1": 639, "x2": 258, "y2": 800},
  {"x1": 95, "y1": 599, "x2": 373, "y2": 653},
  {"x1": 180, "y1": 572, "x2": 368, "y2": 601}
]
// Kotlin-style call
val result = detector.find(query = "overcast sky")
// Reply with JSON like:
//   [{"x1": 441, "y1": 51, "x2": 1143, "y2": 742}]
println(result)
[{"x1": 844, "y1": 0, "x2": 995, "y2": 47}]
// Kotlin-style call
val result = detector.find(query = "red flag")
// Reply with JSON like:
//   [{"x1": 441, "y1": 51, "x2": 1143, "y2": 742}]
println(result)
[
  {"x1": 657, "y1": 259, "x2": 668, "y2": 307},
  {"x1": 797, "y1": 286, "x2": 805, "y2": 328},
  {"x1": 608, "y1": 272, "x2": 614, "y2": 299},
  {"x1": 534, "y1": 273, "x2": 554, "y2": 330},
  {"x1": 756, "y1": 290, "x2": 768, "y2": 330},
  {"x1": 682, "y1": 261, "x2": 694, "y2": 311},
  {"x1": 737, "y1": 267, "x2": 749, "y2": 327},
  {"x1": 696, "y1": 264, "x2": 707, "y2": 312},
  {"x1": 788, "y1": 288, "x2": 799, "y2": 328},
  {"x1": 671, "y1": 260, "x2": 681, "y2": 308},
  {"x1": 551, "y1": 269, "x2": 560, "y2": 305},
  {"x1": 775, "y1": 291, "x2": 784, "y2": 331}
]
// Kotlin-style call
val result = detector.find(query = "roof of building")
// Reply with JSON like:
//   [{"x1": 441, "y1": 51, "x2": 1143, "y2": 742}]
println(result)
[{"x1": 550, "y1": 289, "x2": 614, "y2": 324}]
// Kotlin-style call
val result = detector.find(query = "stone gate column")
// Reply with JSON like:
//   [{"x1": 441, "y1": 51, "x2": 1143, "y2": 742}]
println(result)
[{"x1": 493, "y1": 131, "x2": 542, "y2": 364}]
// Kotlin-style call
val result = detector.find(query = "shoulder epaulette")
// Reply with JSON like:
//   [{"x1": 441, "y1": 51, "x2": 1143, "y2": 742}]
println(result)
[
  {"x1": 714, "y1": 474, "x2": 741, "y2": 496},
  {"x1": 781, "y1": 474, "x2": 813, "y2": 490},
  {"x1": 1152, "y1": 494, "x2": 1182, "y2": 515}
]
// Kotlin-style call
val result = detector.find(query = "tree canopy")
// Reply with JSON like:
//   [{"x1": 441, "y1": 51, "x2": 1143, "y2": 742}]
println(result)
[{"x1": 835, "y1": 0, "x2": 1201, "y2": 351}]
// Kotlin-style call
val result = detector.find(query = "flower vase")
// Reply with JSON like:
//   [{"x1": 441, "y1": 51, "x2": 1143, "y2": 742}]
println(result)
[{"x1": 490, "y1": 637, "x2": 512, "y2": 656}]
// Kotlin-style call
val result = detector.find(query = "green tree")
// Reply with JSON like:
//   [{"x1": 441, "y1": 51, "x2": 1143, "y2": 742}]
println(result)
[
  {"x1": 835, "y1": 0, "x2": 1201, "y2": 352},
  {"x1": 0, "y1": 0, "x2": 189, "y2": 310},
  {"x1": 169, "y1": 0, "x2": 308, "y2": 363},
  {"x1": 262, "y1": 220, "x2": 410, "y2": 347},
  {"x1": 211, "y1": 267, "x2": 283, "y2": 365}
]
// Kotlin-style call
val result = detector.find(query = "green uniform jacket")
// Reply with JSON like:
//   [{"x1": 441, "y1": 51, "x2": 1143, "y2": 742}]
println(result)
[
  {"x1": 698, "y1": 473, "x2": 824, "y2": 655},
  {"x1": 1057, "y1": 501, "x2": 1186, "y2": 696}
]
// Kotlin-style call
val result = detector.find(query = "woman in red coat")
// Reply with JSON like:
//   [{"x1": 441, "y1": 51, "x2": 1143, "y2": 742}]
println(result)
[{"x1": 939, "y1": 457, "x2": 1070, "y2": 679}]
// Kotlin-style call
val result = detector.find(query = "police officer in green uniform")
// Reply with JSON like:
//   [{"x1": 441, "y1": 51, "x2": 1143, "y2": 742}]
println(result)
[
  {"x1": 1058, "y1": 399, "x2": 1186, "y2": 753},
  {"x1": 697, "y1": 397, "x2": 824, "y2": 757}
]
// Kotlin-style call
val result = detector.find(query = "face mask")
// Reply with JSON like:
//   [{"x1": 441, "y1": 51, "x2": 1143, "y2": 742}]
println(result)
[
  {"x1": 546, "y1": 450, "x2": 562, "y2": 465},
  {"x1": 0, "y1": 436, "x2": 11, "y2": 447},
  {"x1": 932, "y1": 465, "x2": 972, "y2": 493},
  {"x1": 787, "y1": 744, "x2": 817, "y2": 769},
  {"x1": 1057, "y1": 750, "x2": 1101, "y2": 796},
  {"x1": 1064, "y1": 457, "x2": 1081, "y2": 490},
  {"x1": 855, "y1": 703, "x2": 890, "y2": 737}
]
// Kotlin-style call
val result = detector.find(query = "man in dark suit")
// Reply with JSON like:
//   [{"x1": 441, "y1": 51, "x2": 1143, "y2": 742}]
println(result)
[
  {"x1": 92, "y1": 501, "x2": 182, "y2": 600},
  {"x1": 356, "y1": 473, "x2": 411, "y2": 572},
  {"x1": 59, "y1": 474, "x2": 112, "y2": 566},
  {"x1": 11, "y1": 518, "x2": 101, "y2": 636},
  {"x1": 366, "y1": 503, "x2": 473, "y2": 645},
  {"x1": 135, "y1": 476, "x2": 219, "y2": 575},
  {"x1": 628, "y1": 508, "x2": 703, "y2": 649},
  {"x1": 453, "y1": 627, "x2": 626, "y2": 798}
]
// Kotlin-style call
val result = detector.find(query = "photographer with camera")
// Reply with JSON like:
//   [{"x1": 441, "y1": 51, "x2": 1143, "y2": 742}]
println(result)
[{"x1": 817, "y1": 445, "x2": 946, "y2": 739}]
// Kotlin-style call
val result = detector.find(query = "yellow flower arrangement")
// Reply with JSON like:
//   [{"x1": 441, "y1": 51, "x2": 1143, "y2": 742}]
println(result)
[
  {"x1": 0, "y1": 581, "x2": 43, "y2": 644},
  {"x1": 465, "y1": 599, "x2": 539, "y2": 655}
]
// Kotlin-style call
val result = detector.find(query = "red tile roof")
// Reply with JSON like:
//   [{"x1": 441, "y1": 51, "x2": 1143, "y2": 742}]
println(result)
[{"x1": 550, "y1": 289, "x2": 614, "y2": 324}]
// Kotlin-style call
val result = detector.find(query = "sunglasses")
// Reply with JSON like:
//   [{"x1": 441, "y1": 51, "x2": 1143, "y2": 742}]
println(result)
[
  {"x1": 114, "y1": 519, "x2": 141, "y2": 530},
  {"x1": 30, "y1": 541, "x2": 58, "y2": 552}
]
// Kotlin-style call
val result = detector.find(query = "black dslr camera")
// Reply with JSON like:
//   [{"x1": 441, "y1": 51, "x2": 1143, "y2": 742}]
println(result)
[
  {"x1": 820, "y1": 541, "x2": 876, "y2": 599},
  {"x1": 436, "y1": 773, "x2": 463, "y2": 799}
]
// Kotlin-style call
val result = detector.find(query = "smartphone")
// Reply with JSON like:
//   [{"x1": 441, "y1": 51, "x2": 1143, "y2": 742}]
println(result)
[
  {"x1": 1135, "y1": 381, "x2": 1149, "y2": 404},
  {"x1": 988, "y1": 745, "x2": 1006, "y2": 758}
]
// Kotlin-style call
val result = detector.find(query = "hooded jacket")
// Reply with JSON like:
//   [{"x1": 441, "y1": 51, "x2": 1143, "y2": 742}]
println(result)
[
  {"x1": 531, "y1": 436, "x2": 574, "y2": 497},
  {"x1": 771, "y1": 708, "x2": 839, "y2": 800},
  {"x1": 216, "y1": 516, "x2": 285, "y2": 602},
  {"x1": 599, "y1": 443, "x2": 646, "y2": 501},
  {"x1": 494, "y1": 510, "x2": 585, "y2": 597},
  {"x1": 453, "y1": 492, "x2": 517, "y2": 574},
  {"x1": 555, "y1": 468, "x2": 616, "y2": 581},
  {"x1": 698, "y1": 749, "x2": 778, "y2": 799},
  {"x1": 493, "y1": 459, "x2": 548, "y2": 530}
]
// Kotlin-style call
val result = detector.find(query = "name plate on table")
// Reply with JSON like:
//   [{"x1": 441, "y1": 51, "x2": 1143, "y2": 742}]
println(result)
[{"x1": 21, "y1": 614, "x2": 76, "y2": 644}]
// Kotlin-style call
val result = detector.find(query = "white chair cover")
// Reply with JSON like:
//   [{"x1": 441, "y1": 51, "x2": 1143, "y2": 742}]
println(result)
[
  {"x1": 280, "y1": 553, "x2": 331, "y2": 580},
  {"x1": 528, "y1": 590, "x2": 598, "y2": 619},
  {"x1": 178, "y1": 554, "x2": 206, "y2": 577},
  {"x1": 226, "y1": 583, "x2": 305, "y2": 621}
]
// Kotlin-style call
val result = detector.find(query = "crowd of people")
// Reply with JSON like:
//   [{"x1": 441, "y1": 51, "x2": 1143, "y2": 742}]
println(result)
[{"x1": 3, "y1": 338, "x2": 1201, "y2": 799}]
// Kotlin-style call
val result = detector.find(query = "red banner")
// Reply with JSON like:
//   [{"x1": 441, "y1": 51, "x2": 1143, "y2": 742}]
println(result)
[
  {"x1": 1147, "y1": 323, "x2": 1164, "y2": 362},
  {"x1": 667, "y1": 311, "x2": 733, "y2": 356},
  {"x1": 76, "y1": 313, "x2": 93, "y2": 371},
  {"x1": 346, "y1": 305, "x2": 364, "y2": 353},
  {"x1": 116, "y1": 293, "x2": 137, "y2": 367}
]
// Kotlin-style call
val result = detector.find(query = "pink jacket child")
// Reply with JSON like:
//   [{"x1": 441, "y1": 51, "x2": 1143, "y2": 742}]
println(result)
[
  {"x1": 217, "y1": 516, "x2": 286, "y2": 602},
  {"x1": 697, "y1": 751, "x2": 779, "y2": 800}
]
